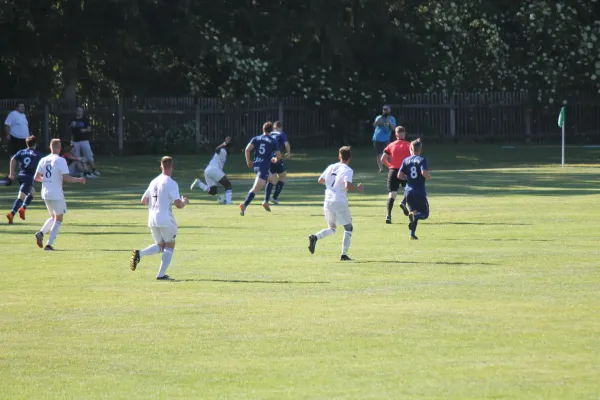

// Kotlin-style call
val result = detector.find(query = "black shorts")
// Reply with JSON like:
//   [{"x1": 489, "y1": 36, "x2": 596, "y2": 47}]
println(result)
[
  {"x1": 373, "y1": 140, "x2": 389, "y2": 155},
  {"x1": 9, "y1": 137, "x2": 27, "y2": 156},
  {"x1": 387, "y1": 169, "x2": 407, "y2": 192}
]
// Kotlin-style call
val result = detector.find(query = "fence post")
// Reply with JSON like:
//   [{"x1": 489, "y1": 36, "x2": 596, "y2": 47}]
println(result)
[
  {"x1": 449, "y1": 93, "x2": 456, "y2": 137},
  {"x1": 117, "y1": 99, "x2": 123, "y2": 155},
  {"x1": 525, "y1": 108, "x2": 532, "y2": 143},
  {"x1": 195, "y1": 98, "x2": 201, "y2": 152},
  {"x1": 278, "y1": 99, "x2": 284, "y2": 122},
  {"x1": 43, "y1": 103, "x2": 50, "y2": 147}
]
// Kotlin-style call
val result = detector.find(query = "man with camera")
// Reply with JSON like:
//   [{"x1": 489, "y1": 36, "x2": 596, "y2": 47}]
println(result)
[{"x1": 372, "y1": 104, "x2": 396, "y2": 172}]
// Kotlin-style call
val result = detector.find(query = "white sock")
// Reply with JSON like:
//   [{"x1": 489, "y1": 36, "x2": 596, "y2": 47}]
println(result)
[
  {"x1": 40, "y1": 217, "x2": 54, "y2": 234},
  {"x1": 140, "y1": 244, "x2": 161, "y2": 258},
  {"x1": 316, "y1": 228, "x2": 336, "y2": 240},
  {"x1": 225, "y1": 190, "x2": 232, "y2": 204},
  {"x1": 157, "y1": 248, "x2": 174, "y2": 278},
  {"x1": 198, "y1": 181, "x2": 210, "y2": 192},
  {"x1": 342, "y1": 231, "x2": 352, "y2": 255},
  {"x1": 47, "y1": 221, "x2": 61, "y2": 246}
]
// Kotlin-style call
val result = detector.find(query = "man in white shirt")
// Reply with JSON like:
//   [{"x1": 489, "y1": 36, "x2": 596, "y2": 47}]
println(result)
[
  {"x1": 130, "y1": 156, "x2": 189, "y2": 281},
  {"x1": 34, "y1": 139, "x2": 87, "y2": 251},
  {"x1": 307, "y1": 146, "x2": 364, "y2": 261},
  {"x1": 4, "y1": 102, "x2": 29, "y2": 155},
  {"x1": 190, "y1": 136, "x2": 233, "y2": 204}
]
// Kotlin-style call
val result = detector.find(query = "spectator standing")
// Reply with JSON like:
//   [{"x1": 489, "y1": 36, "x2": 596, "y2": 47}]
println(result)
[
  {"x1": 70, "y1": 106, "x2": 100, "y2": 176},
  {"x1": 4, "y1": 102, "x2": 29, "y2": 155},
  {"x1": 372, "y1": 104, "x2": 396, "y2": 173}
]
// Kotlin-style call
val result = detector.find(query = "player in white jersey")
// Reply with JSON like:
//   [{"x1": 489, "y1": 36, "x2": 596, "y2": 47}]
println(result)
[
  {"x1": 307, "y1": 146, "x2": 363, "y2": 261},
  {"x1": 33, "y1": 139, "x2": 86, "y2": 250},
  {"x1": 130, "y1": 156, "x2": 189, "y2": 281},
  {"x1": 190, "y1": 137, "x2": 233, "y2": 204}
]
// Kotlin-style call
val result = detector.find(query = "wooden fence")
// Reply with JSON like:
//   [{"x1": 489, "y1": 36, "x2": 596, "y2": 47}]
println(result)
[{"x1": 2, "y1": 92, "x2": 599, "y2": 155}]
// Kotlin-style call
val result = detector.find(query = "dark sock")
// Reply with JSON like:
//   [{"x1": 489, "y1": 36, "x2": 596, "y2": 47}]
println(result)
[
  {"x1": 264, "y1": 182, "x2": 273, "y2": 203},
  {"x1": 23, "y1": 194, "x2": 33, "y2": 209},
  {"x1": 244, "y1": 192, "x2": 256, "y2": 207},
  {"x1": 401, "y1": 195, "x2": 407, "y2": 206},
  {"x1": 11, "y1": 199, "x2": 24, "y2": 215},
  {"x1": 411, "y1": 220, "x2": 419, "y2": 236},
  {"x1": 387, "y1": 198, "x2": 395, "y2": 216},
  {"x1": 273, "y1": 181, "x2": 285, "y2": 199}
]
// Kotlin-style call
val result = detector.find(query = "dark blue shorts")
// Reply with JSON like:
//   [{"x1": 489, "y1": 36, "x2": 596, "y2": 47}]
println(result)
[
  {"x1": 17, "y1": 175, "x2": 34, "y2": 195},
  {"x1": 270, "y1": 160, "x2": 286, "y2": 175},
  {"x1": 253, "y1": 166, "x2": 271, "y2": 181},
  {"x1": 406, "y1": 192, "x2": 429, "y2": 219}
]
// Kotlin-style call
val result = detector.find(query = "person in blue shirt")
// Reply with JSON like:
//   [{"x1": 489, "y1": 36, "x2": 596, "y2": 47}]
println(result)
[
  {"x1": 372, "y1": 104, "x2": 396, "y2": 173},
  {"x1": 264, "y1": 120, "x2": 291, "y2": 205},
  {"x1": 240, "y1": 121, "x2": 282, "y2": 216},
  {"x1": 6, "y1": 135, "x2": 43, "y2": 224},
  {"x1": 398, "y1": 139, "x2": 432, "y2": 240}
]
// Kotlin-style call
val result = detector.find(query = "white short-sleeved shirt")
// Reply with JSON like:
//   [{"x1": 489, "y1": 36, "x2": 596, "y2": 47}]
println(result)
[
  {"x1": 320, "y1": 162, "x2": 354, "y2": 204},
  {"x1": 143, "y1": 174, "x2": 181, "y2": 228},
  {"x1": 4, "y1": 111, "x2": 29, "y2": 139},
  {"x1": 206, "y1": 148, "x2": 227, "y2": 171},
  {"x1": 36, "y1": 154, "x2": 70, "y2": 200}
]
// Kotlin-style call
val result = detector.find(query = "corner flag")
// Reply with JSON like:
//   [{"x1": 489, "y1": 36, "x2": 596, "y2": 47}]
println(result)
[{"x1": 558, "y1": 107, "x2": 565, "y2": 167}]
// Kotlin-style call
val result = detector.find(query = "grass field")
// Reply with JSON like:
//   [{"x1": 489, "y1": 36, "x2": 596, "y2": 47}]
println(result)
[{"x1": 1, "y1": 145, "x2": 600, "y2": 399}]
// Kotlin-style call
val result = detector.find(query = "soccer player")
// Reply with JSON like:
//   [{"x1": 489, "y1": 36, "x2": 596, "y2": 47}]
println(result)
[
  {"x1": 265, "y1": 121, "x2": 291, "y2": 205},
  {"x1": 190, "y1": 136, "x2": 233, "y2": 204},
  {"x1": 308, "y1": 146, "x2": 363, "y2": 261},
  {"x1": 397, "y1": 139, "x2": 431, "y2": 240},
  {"x1": 6, "y1": 135, "x2": 43, "y2": 224},
  {"x1": 240, "y1": 121, "x2": 281, "y2": 216},
  {"x1": 130, "y1": 156, "x2": 189, "y2": 281},
  {"x1": 381, "y1": 126, "x2": 411, "y2": 224},
  {"x1": 34, "y1": 139, "x2": 86, "y2": 250}
]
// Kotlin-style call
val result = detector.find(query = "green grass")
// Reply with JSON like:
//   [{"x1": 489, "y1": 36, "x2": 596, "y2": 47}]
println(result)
[{"x1": 1, "y1": 145, "x2": 600, "y2": 399}]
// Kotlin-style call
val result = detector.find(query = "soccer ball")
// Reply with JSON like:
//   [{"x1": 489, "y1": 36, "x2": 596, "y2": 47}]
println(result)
[{"x1": 217, "y1": 196, "x2": 227, "y2": 204}]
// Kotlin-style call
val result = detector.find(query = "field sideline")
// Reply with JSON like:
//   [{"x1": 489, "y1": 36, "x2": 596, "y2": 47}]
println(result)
[{"x1": 2, "y1": 145, "x2": 600, "y2": 399}]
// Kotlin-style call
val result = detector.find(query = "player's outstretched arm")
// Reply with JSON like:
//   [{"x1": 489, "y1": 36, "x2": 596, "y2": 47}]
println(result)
[
  {"x1": 215, "y1": 137, "x2": 231, "y2": 153},
  {"x1": 174, "y1": 196, "x2": 190, "y2": 209},
  {"x1": 8, "y1": 157, "x2": 17, "y2": 180},
  {"x1": 244, "y1": 143, "x2": 254, "y2": 168},
  {"x1": 345, "y1": 181, "x2": 364, "y2": 193},
  {"x1": 63, "y1": 174, "x2": 86, "y2": 184}
]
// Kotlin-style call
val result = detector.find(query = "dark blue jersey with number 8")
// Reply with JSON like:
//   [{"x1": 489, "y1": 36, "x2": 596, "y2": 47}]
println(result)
[{"x1": 400, "y1": 155, "x2": 428, "y2": 196}]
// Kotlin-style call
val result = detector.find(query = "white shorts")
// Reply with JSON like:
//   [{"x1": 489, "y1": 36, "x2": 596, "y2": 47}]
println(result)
[
  {"x1": 45, "y1": 199, "x2": 67, "y2": 216},
  {"x1": 204, "y1": 167, "x2": 225, "y2": 187},
  {"x1": 73, "y1": 140, "x2": 94, "y2": 163},
  {"x1": 150, "y1": 227, "x2": 178, "y2": 244},
  {"x1": 324, "y1": 200, "x2": 352, "y2": 227}
]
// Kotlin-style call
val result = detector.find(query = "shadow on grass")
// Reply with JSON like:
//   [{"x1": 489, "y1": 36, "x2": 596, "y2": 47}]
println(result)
[
  {"x1": 434, "y1": 222, "x2": 532, "y2": 226},
  {"x1": 353, "y1": 260, "x2": 497, "y2": 265},
  {"x1": 174, "y1": 278, "x2": 330, "y2": 284}
]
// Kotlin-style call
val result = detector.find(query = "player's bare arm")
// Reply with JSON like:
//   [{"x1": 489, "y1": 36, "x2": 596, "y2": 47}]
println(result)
[
  {"x1": 244, "y1": 143, "x2": 254, "y2": 168},
  {"x1": 174, "y1": 196, "x2": 189, "y2": 209},
  {"x1": 63, "y1": 174, "x2": 86, "y2": 184},
  {"x1": 8, "y1": 157, "x2": 17, "y2": 180},
  {"x1": 345, "y1": 181, "x2": 364, "y2": 193},
  {"x1": 381, "y1": 153, "x2": 391, "y2": 168},
  {"x1": 284, "y1": 141, "x2": 291, "y2": 159},
  {"x1": 141, "y1": 196, "x2": 149, "y2": 206},
  {"x1": 272, "y1": 150, "x2": 282, "y2": 163},
  {"x1": 318, "y1": 177, "x2": 326, "y2": 185},
  {"x1": 215, "y1": 137, "x2": 231, "y2": 153},
  {"x1": 422, "y1": 169, "x2": 432, "y2": 180},
  {"x1": 34, "y1": 172, "x2": 43, "y2": 182},
  {"x1": 398, "y1": 171, "x2": 407, "y2": 180}
]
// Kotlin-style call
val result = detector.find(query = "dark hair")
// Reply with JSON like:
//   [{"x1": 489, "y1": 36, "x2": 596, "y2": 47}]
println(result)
[
  {"x1": 15, "y1": 102, "x2": 25, "y2": 109},
  {"x1": 161, "y1": 156, "x2": 173, "y2": 169},
  {"x1": 339, "y1": 146, "x2": 352, "y2": 161},
  {"x1": 263, "y1": 121, "x2": 274, "y2": 134},
  {"x1": 396, "y1": 126, "x2": 406, "y2": 134},
  {"x1": 274, "y1": 120, "x2": 283, "y2": 129},
  {"x1": 25, "y1": 135, "x2": 36, "y2": 148},
  {"x1": 410, "y1": 139, "x2": 423, "y2": 153}
]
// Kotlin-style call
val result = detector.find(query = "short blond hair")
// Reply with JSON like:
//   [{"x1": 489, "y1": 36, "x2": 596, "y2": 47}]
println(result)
[
  {"x1": 161, "y1": 156, "x2": 173, "y2": 169},
  {"x1": 50, "y1": 139, "x2": 61, "y2": 152}
]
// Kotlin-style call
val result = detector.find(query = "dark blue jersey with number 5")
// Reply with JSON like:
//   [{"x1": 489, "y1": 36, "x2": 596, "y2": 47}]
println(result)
[
  {"x1": 400, "y1": 155, "x2": 429, "y2": 196},
  {"x1": 249, "y1": 134, "x2": 280, "y2": 170},
  {"x1": 12, "y1": 148, "x2": 43, "y2": 177}
]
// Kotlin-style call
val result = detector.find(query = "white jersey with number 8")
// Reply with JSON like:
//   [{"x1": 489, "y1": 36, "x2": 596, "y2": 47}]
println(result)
[
  {"x1": 320, "y1": 162, "x2": 353, "y2": 204},
  {"x1": 36, "y1": 154, "x2": 70, "y2": 200}
]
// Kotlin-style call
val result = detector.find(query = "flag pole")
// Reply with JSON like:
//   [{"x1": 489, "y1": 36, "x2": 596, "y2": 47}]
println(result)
[{"x1": 561, "y1": 111, "x2": 565, "y2": 168}]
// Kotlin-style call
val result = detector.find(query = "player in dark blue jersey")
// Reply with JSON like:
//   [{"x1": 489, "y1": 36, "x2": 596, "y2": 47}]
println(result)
[
  {"x1": 6, "y1": 135, "x2": 43, "y2": 224},
  {"x1": 264, "y1": 121, "x2": 291, "y2": 205},
  {"x1": 240, "y1": 121, "x2": 282, "y2": 216},
  {"x1": 398, "y1": 139, "x2": 432, "y2": 240}
]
